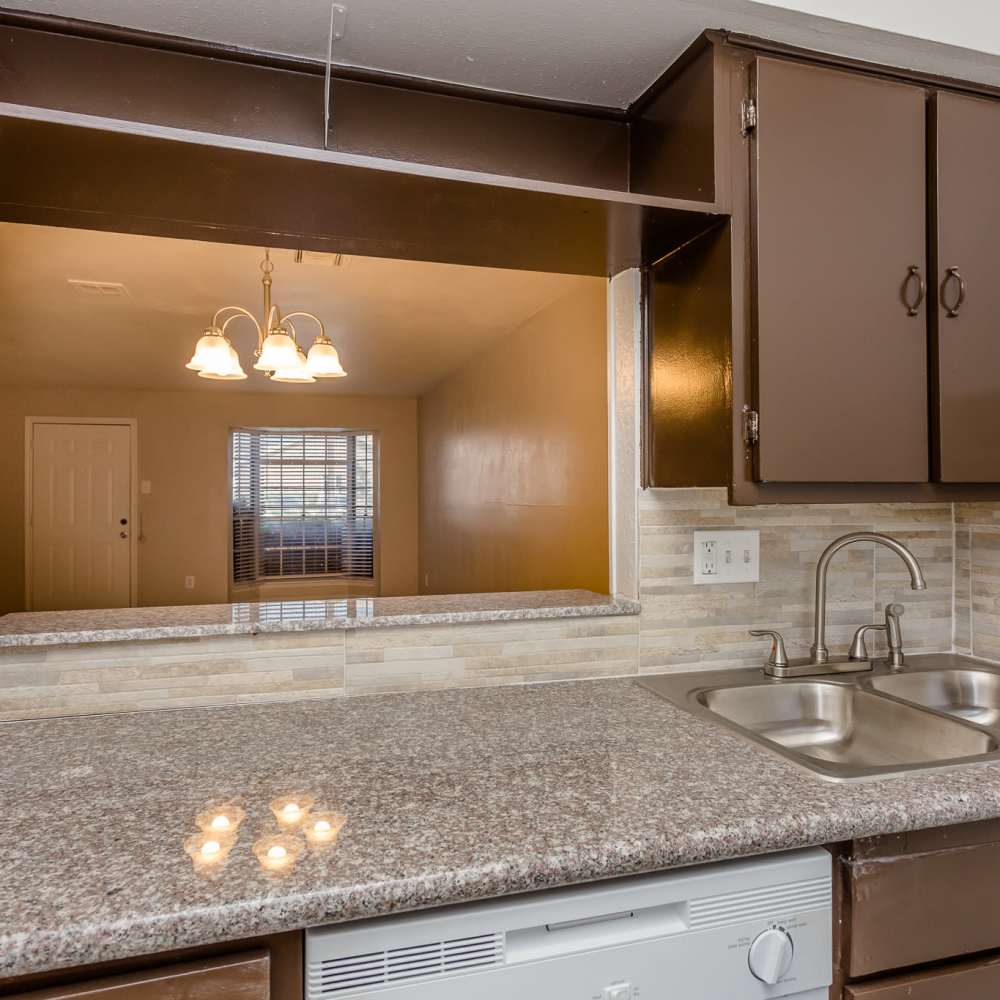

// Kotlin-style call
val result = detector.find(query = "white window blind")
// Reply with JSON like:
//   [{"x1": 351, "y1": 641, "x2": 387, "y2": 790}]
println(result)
[{"x1": 231, "y1": 429, "x2": 376, "y2": 585}]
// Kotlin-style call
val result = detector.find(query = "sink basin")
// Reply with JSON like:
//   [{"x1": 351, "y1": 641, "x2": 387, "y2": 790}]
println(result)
[
  {"x1": 868, "y1": 669, "x2": 1000, "y2": 727},
  {"x1": 639, "y1": 659, "x2": 1000, "y2": 781},
  {"x1": 697, "y1": 682, "x2": 996, "y2": 773}
]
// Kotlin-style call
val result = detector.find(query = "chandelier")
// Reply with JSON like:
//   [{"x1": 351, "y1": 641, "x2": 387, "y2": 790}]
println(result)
[{"x1": 185, "y1": 249, "x2": 346, "y2": 383}]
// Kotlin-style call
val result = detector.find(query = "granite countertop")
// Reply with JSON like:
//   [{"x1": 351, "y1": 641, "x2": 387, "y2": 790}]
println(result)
[
  {"x1": 5, "y1": 675, "x2": 1000, "y2": 980},
  {"x1": 0, "y1": 590, "x2": 639, "y2": 648}
]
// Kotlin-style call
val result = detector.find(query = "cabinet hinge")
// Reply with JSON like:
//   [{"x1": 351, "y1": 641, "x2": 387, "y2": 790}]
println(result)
[
  {"x1": 740, "y1": 97, "x2": 757, "y2": 137},
  {"x1": 742, "y1": 405, "x2": 760, "y2": 446}
]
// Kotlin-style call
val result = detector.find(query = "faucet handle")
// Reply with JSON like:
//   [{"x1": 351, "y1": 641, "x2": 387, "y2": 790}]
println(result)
[
  {"x1": 749, "y1": 630, "x2": 790, "y2": 669},
  {"x1": 849, "y1": 623, "x2": 887, "y2": 661}
]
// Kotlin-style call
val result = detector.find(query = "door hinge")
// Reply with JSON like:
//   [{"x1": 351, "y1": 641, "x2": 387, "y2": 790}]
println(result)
[
  {"x1": 742, "y1": 405, "x2": 760, "y2": 446},
  {"x1": 740, "y1": 97, "x2": 757, "y2": 137}
]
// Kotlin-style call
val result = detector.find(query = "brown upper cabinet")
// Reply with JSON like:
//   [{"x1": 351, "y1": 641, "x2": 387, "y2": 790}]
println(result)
[
  {"x1": 931, "y1": 91, "x2": 1000, "y2": 483},
  {"x1": 751, "y1": 58, "x2": 929, "y2": 484},
  {"x1": 645, "y1": 37, "x2": 1000, "y2": 501}
]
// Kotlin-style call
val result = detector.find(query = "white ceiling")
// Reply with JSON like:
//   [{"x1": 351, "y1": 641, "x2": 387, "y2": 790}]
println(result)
[
  {"x1": 11, "y1": 0, "x2": 1000, "y2": 107},
  {"x1": 0, "y1": 223, "x2": 594, "y2": 396}
]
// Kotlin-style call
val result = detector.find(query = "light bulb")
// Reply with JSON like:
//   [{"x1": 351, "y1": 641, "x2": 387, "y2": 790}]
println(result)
[
  {"x1": 210, "y1": 815, "x2": 231, "y2": 831},
  {"x1": 267, "y1": 844, "x2": 287, "y2": 860},
  {"x1": 314, "y1": 819, "x2": 331, "y2": 834},
  {"x1": 270, "y1": 349, "x2": 315, "y2": 383},
  {"x1": 254, "y1": 331, "x2": 300, "y2": 371},
  {"x1": 186, "y1": 328, "x2": 230, "y2": 372},
  {"x1": 282, "y1": 803, "x2": 301, "y2": 820},
  {"x1": 306, "y1": 340, "x2": 347, "y2": 378},
  {"x1": 201, "y1": 840, "x2": 221, "y2": 858},
  {"x1": 197, "y1": 340, "x2": 247, "y2": 380}
]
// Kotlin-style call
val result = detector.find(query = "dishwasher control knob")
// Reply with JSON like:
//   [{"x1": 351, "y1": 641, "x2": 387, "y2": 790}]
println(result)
[{"x1": 748, "y1": 928, "x2": 793, "y2": 984}]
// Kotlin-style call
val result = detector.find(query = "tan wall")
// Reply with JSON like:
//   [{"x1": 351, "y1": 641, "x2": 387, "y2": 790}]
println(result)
[
  {"x1": 418, "y1": 282, "x2": 609, "y2": 595},
  {"x1": 0, "y1": 387, "x2": 419, "y2": 614}
]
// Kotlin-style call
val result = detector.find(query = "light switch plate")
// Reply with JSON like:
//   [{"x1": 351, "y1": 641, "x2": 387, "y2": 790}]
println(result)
[{"x1": 693, "y1": 530, "x2": 760, "y2": 585}]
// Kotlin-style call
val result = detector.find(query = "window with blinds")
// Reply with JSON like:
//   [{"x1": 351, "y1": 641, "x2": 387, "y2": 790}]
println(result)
[{"x1": 231, "y1": 429, "x2": 376, "y2": 585}]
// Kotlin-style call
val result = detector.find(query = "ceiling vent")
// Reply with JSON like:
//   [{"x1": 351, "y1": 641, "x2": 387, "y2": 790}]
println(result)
[{"x1": 68, "y1": 279, "x2": 130, "y2": 297}]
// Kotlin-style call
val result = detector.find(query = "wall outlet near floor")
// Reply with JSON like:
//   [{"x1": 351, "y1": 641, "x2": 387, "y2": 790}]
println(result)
[
  {"x1": 693, "y1": 530, "x2": 760, "y2": 585},
  {"x1": 184, "y1": 575, "x2": 196, "y2": 589}
]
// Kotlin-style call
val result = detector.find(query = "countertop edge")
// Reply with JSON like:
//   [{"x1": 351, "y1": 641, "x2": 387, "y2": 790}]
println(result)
[
  {"x1": 1, "y1": 786, "x2": 994, "y2": 981},
  {"x1": 0, "y1": 598, "x2": 641, "y2": 649}
]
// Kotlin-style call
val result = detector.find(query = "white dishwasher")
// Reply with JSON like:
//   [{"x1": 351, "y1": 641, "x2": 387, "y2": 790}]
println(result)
[{"x1": 306, "y1": 848, "x2": 831, "y2": 1000}]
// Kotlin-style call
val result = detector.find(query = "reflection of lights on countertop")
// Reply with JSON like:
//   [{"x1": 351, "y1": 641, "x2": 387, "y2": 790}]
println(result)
[
  {"x1": 269, "y1": 794, "x2": 315, "y2": 829},
  {"x1": 253, "y1": 834, "x2": 305, "y2": 873},
  {"x1": 303, "y1": 811, "x2": 347, "y2": 846},
  {"x1": 196, "y1": 803, "x2": 246, "y2": 835},
  {"x1": 185, "y1": 830, "x2": 235, "y2": 870}
]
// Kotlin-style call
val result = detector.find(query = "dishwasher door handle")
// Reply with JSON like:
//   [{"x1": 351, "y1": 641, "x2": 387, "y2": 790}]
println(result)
[{"x1": 546, "y1": 910, "x2": 635, "y2": 932}]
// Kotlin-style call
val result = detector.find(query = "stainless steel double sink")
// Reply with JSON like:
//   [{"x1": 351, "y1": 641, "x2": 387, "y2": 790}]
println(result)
[{"x1": 639, "y1": 654, "x2": 1000, "y2": 781}]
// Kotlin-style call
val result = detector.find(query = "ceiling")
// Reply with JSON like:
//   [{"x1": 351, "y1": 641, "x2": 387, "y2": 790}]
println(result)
[
  {"x1": 0, "y1": 223, "x2": 595, "y2": 396},
  {"x1": 10, "y1": 0, "x2": 1000, "y2": 108}
]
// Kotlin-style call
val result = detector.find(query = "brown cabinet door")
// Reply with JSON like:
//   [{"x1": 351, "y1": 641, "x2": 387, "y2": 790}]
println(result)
[
  {"x1": 845, "y1": 955, "x2": 1000, "y2": 999},
  {"x1": 932, "y1": 91, "x2": 1000, "y2": 482},
  {"x1": 752, "y1": 58, "x2": 929, "y2": 483},
  {"x1": 843, "y1": 820, "x2": 1000, "y2": 977},
  {"x1": 7, "y1": 952, "x2": 270, "y2": 1000}
]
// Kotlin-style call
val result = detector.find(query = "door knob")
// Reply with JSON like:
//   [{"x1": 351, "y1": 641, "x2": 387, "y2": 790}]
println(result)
[{"x1": 119, "y1": 530, "x2": 129, "y2": 539}]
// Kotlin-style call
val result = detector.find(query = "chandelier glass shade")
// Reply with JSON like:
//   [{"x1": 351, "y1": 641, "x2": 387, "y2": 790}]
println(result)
[{"x1": 186, "y1": 250, "x2": 347, "y2": 383}]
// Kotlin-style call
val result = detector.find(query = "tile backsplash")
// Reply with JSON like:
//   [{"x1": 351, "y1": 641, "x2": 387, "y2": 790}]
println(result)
[
  {"x1": 639, "y1": 489, "x2": 955, "y2": 673},
  {"x1": 955, "y1": 503, "x2": 1000, "y2": 660},
  {"x1": 0, "y1": 488, "x2": 991, "y2": 720}
]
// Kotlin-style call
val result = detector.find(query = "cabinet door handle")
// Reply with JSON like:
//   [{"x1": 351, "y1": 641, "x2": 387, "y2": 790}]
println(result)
[
  {"x1": 942, "y1": 266, "x2": 967, "y2": 318},
  {"x1": 902, "y1": 265, "x2": 926, "y2": 317}
]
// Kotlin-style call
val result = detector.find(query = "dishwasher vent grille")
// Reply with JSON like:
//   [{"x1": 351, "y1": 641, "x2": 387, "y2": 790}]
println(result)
[
  {"x1": 689, "y1": 875, "x2": 831, "y2": 931},
  {"x1": 308, "y1": 932, "x2": 504, "y2": 996}
]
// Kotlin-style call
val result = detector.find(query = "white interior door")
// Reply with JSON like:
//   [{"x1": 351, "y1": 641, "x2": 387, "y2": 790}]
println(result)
[{"x1": 29, "y1": 421, "x2": 134, "y2": 611}]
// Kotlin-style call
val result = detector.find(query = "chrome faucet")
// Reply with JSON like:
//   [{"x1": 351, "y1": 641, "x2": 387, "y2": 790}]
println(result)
[
  {"x1": 750, "y1": 531, "x2": 926, "y2": 678},
  {"x1": 810, "y1": 532, "x2": 925, "y2": 665}
]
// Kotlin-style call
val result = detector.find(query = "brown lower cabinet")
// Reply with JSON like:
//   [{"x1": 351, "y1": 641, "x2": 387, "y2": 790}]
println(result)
[
  {"x1": 4, "y1": 953, "x2": 269, "y2": 1000},
  {"x1": 0, "y1": 932, "x2": 301, "y2": 1000},
  {"x1": 833, "y1": 818, "x2": 1000, "y2": 1000},
  {"x1": 845, "y1": 956, "x2": 1000, "y2": 1000}
]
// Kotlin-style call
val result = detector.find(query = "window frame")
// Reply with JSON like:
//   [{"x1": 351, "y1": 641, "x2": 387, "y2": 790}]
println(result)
[{"x1": 228, "y1": 426, "x2": 380, "y2": 591}]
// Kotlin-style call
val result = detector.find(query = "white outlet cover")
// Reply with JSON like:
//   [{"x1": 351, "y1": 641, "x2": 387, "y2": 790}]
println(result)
[{"x1": 693, "y1": 530, "x2": 760, "y2": 585}]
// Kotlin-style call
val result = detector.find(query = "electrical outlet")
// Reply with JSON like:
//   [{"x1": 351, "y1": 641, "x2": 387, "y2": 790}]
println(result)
[
  {"x1": 699, "y1": 539, "x2": 718, "y2": 576},
  {"x1": 693, "y1": 530, "x2": 760, "y2": 585},
  {"x1": 184, "y1": 576, "x2": 196, "y2": 589}
]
